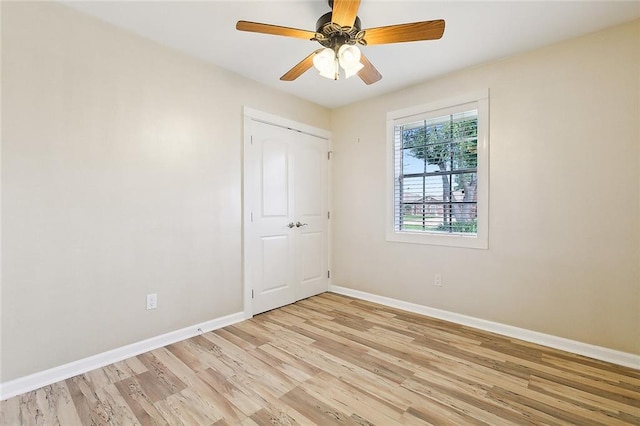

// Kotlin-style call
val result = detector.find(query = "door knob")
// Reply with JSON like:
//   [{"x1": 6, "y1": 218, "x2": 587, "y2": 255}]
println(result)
[
  {"x1": 287, "y1": 222, "x2": 295, "y2": 228},
  {"x1": 295, "y1": 221, "x2": 308, "y2": 228}
]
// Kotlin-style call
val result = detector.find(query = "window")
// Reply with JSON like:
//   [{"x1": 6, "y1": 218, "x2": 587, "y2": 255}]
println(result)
[{"x1": 387, "y1": 91, "x2": 489, "y2": 248}]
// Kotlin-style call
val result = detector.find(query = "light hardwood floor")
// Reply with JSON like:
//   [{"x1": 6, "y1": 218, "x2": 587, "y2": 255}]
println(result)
[{"x1": 1, "y1": 292, "x2": 639, "y2": 425}]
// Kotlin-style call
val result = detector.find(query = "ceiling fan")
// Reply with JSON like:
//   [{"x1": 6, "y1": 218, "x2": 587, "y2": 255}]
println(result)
[{"x1": 236, "y1": 0, "x2": 445, "y2": 85}]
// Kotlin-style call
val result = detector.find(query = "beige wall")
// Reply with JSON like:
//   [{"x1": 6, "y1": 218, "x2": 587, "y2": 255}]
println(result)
[
  {"x1": 1, "y1": 1, "x2": 638, "y2": 385},
  {"x1": 0, "y1": 2, "x2": 330, "y2": 381},
  {"x1": 331, "y1": 20, "x2": 640, "y2": 354}
]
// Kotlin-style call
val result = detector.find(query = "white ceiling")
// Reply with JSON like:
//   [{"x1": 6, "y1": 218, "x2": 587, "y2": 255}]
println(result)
[{"x1": 62, "y1": 1, "x2": 640, "y2": 109}]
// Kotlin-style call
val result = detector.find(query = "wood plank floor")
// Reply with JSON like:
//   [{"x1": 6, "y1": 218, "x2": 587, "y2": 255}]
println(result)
[{"x1": 2, "y1": 292, "x2": 639, "y2": 425}]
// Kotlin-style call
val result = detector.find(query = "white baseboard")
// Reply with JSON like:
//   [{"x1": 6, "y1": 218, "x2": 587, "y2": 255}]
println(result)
[
  {"x1": 330, "y1": 285, "x2": 640, "y2": 370},
  {"x1": 0, "y1": 311, "x2": 246, "y2": 401}
]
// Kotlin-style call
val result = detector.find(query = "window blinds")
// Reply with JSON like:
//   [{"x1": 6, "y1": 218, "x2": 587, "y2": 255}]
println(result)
[{"x1": 394, "y1": 109, "x2": 479, "y2": 234}]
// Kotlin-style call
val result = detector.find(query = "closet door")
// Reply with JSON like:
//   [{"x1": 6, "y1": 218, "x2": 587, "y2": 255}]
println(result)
[{"x1": 245, "y1": 120, "x2": 328, "y2": 315}]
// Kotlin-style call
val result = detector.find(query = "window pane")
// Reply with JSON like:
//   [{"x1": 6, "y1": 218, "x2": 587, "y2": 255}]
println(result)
[
  {"x1": 422, "y1": 174, "x2": 445, "y2": 200},
  {"x1": 395, "y1": 109, "x2": 479, "y2": 235},
  {"x1": 453, "y1": 139, "x2": 477, "y2": 169},
  {"x1": 401, "y1": 176, "x2": 425, "y2": 200},
  {"x1": 402, "y1": 207, "x2": 443, "y2": 232},
  {"x1": 402, "y1": 127, "x2": 425, "y2": 149},
  {"x1": 402, "y1": 148, "x2": 424, "y2": 174}
]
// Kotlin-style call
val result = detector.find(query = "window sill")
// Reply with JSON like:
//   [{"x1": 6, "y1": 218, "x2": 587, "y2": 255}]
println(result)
[{"x1": 386, "y1": 230, "x2": 488, "y2": 249}]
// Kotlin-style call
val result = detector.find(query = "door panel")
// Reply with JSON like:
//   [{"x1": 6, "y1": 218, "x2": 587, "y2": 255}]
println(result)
[
  {"x1": 294, "y1": 138, "x2": 328, "y2": 300},
  {"x1": 247, "y1": 122, "x2": 296, "y2": 314},
  {"x1": 261, "y1": 140, "x2": 289, "y2": 217},
  {"x1": 261, "y1": 236, "x2": 290, "y2": 292},
  {"x1": 254, "y1": 234, "x2": 294, "y2": 312},
  {"x1": 300, "y1": 231, "x2": 323, "y2": 282},
  {"x1": 297, "y1": 143, "x2": 323, "y2": 217},
  {"x1": 246, "y1": 119, "x2": 328, "y2": 315}
]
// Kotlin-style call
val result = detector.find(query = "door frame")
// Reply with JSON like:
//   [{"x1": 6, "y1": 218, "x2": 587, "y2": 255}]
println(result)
[{"x1": 242, "y1": 107, "x2": 332, "y2": 319}]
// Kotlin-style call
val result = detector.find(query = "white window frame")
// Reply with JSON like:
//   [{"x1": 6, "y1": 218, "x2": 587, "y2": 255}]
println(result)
[{"x1": 386, "y1": 90, "x2": 489, "y2": 249}]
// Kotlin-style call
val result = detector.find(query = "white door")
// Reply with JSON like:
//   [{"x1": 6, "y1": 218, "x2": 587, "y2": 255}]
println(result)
[{"x1": 244, "y1": 118, "x2": 329, "y2": 315}]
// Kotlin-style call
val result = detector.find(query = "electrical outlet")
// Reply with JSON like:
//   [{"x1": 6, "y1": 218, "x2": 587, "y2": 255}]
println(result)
[
  {"x1": 146, "y1": 293, "x2": 157, "y2": 310},
  {"x1": 434, "y1": 273, "x2": 442, "y2": 287}
]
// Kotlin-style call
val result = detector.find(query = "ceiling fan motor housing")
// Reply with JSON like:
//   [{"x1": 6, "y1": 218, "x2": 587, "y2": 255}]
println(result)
[{"x1": 315, "y1": 12, "x2": 364, "y2": 48}]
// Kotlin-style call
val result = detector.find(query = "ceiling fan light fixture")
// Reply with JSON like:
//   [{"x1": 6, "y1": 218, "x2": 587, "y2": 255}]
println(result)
[
  {"x1": 313, "y1": 47, "x2": 337, "y2": 79},
  {"x1": 338, "y1": 44, "x2": 360, "y2": 66},
  {"x1": 337, "y1": 44, "x2": 364, "y2": 79}
]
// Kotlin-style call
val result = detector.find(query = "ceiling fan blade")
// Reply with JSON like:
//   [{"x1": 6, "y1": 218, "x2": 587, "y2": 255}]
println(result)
[
  {"x1": 331, "y1": 0, "x2": 361, "y2": 28},
  {"x1": 358, "y1": 53, "x2": 382, "y2": 85},
  {"x1": 280, "y1": 50, "x2": 320, "y2": 81},
  {"x1": 363, "y1": 20, "x2": 445, "y2": 45},
  {"x1": 236, "y1": 21, "x2": 317, "y2": 40}
]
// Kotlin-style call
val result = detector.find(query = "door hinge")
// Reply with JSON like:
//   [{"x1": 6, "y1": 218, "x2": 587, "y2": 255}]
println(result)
[
  {"x1": 327, "y1": 270, "x2": 331, "y2": 279},
  {"x1": 250, "y1": 212, "x2": 254, "y2": 222},
  {"x1": 250, "y1": 135, "x2": 253, "y2": 145},
  {"x1": 327, "y1": 151, "x2": 333, "y2": 160},
  {"x1": 251, "y1": 289, "x2": 254, "y2": 299},
  {"x1": 327, "y1": 211, "x2": 330, "y2": 219}
]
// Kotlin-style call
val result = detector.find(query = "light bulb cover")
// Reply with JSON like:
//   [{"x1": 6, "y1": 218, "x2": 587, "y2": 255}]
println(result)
[
  {"x1": 338, "y1": 44, "x2": 362, "y2": 68},
  {"x1": 337, "y1": 44, "x2": 364, "y2": 79},
  {"x1": 313, "y1": 48, "x2": 336, "y2": 75}
]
